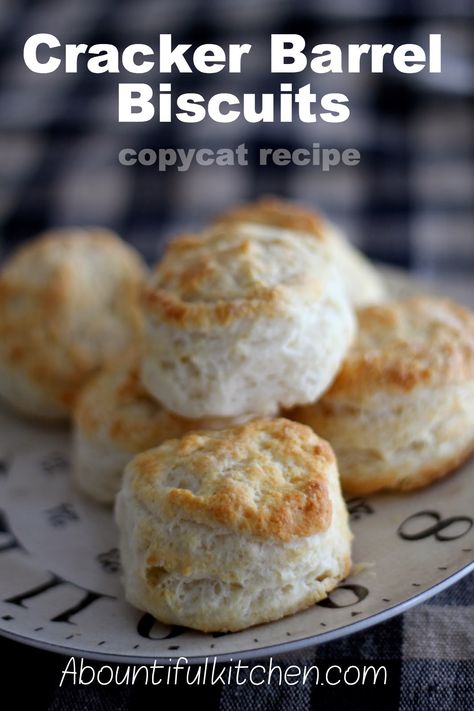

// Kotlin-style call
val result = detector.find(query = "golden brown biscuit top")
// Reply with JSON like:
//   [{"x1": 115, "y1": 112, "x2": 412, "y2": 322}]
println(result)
[
  {"x1": 75, "y1": 362, "x2": 178, "y2": 451},
  {"x1": 1, "y1": 228, "x2": 145, "y2": 286},
  {"x1": 128, "y1": 418, "x2": 334, "y2": 542},
  {"x1": 325, "y1": 297, "x2": 474, "y2": 400},
  {"x1": 75, "y1": 361, "x2": 249, "y2": 452},
  {"x1": 143, "y1": 225, "x2": 329, "y2": 329},
  {"x1": 213, "y1": 196, "x2": 326, "y2": 239},
  {"x1": 0, "y1": 228, "x2": 146, "y2": 410},
  {"x1": 214, "y1": 197, "x2": 387, "y2": 309}
]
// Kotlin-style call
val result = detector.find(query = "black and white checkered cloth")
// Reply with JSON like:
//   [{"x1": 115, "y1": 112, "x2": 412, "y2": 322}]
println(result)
[
  {"x1": 0, "y1": 0, "x2": 472, "y2": 273},
  {"x1": 0, "y1": 1, "x2": 472, "y2": 709},
  {"x1": 1, "y1": 573, "x2": 473, "y2": 710}
]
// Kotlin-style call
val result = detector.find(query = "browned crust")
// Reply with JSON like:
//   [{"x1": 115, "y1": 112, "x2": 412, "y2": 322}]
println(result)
[
  {"x1": 10, "y1": 227, "x2": 144, "y2": 260},
  {"x1": 131, "y1": 418, "x2": 336, "y2": 542},
  {"x1": 167, "y1": 475, "x2": 330, "y2": 541},
  {"x1": 212, "y1": 196, "x2": 326, "y2": 239},
  {"x1": 0, "y1": 277, "x2": 94, "y2": 411},
  {"x1": 75, "y1": 362, "x2": 235, "y2": 452},
  {"x1": 142, "y1": 281, "x2": 285, "y2": 329},
  {"x1": 323, "y1": 297, "x2": 474, "y2": 399},
  {"x1": 142, "y1": 224, "x2": 325, "y2": 328},
  {"x1": 76, "y1": 365, "x2": 149, "y2": 439},
  {"x1": 0, "y1": 229, "x2": 145, "y2": 413},
  {"x1": 341, "y1": 439, "x2": 474, "y2": 496}
]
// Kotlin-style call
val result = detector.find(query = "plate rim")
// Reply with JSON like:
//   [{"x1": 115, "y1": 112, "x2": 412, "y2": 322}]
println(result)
[{"x1": 1, "y1": 562, "x2": 472, "y2": 665}]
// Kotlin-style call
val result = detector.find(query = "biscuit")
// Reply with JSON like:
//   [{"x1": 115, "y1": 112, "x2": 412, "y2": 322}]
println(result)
[
  {"x1": 213, "y1": 197, "x2": 386, "y2": 306},
  {"x1": 141, "y1": 223, "x2": 355, "y2": 419},
  {"x1": 115, "y1": 418, "x2": 352, "y2": 632},
  {"x1": 0, "y1": 228, "x2": 146, "y2": 419},
  {"x1": 73, "y1": 360, "x2": 252, "y2": 504},
  {"x1": 288, "y1": 297, "x2": 474, "y2": 494}
]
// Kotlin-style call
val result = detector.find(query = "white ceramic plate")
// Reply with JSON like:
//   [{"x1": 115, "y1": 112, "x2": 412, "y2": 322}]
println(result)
[{"x1": 0, "y1": 270, "x2": 473, "y2": 663}]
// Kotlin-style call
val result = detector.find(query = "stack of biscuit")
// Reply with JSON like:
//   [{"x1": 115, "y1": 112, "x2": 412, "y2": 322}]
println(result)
[
  {"x1": 1, "y1": 197, "x2": 473, "y2": 634},
  {"x1": 75, "y1": 196, "x2": 379, "y2": 505}
]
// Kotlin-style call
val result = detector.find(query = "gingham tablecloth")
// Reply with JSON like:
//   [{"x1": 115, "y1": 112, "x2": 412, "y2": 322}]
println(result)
[
  {"x1": 1, "y1": 572, "x2": 472, "y2": 710},
  {"x1": 0, "y1": 0, "x2": 472, "y2": 276}
]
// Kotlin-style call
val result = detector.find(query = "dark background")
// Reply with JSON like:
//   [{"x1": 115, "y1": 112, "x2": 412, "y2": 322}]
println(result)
[{"x1": 0, "y1": 0, "x2": 472, "y2": 278}]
